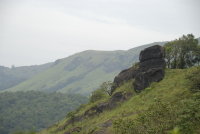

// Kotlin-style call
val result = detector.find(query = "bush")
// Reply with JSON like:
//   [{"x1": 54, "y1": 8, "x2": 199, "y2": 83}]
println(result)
[
  {"x1": 113, "y1": 93, "x2": 200, "y2": 134},
  {"x1": 132, "y1": 62, "x2": 139, "y2": 69},
  {"x1": 66, "y1": 111, "x2": 75, "y2": 119},
  {"x1": 113, "y1": 99, "x2": 176, "y2": 134},
  {"x1": 89, "y1": 81, "x2": 113, "y2": 103},
  {"x1": 89, "y1": 89, "x2": 106, "y2": 103},
  {"x1": 169, "y1": 127, "x2": 181, "y2": 134},
  {"x1": 177, "y1": 92, "x2": 200, "y2": 134},
  {"x1": 186, "y1": 66, "x2": 200, "y2": 92}
]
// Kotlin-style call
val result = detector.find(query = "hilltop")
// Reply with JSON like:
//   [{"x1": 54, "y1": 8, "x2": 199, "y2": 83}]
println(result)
[{"x1": 4, "y1": 42, "x2": 165, "y2": 95}]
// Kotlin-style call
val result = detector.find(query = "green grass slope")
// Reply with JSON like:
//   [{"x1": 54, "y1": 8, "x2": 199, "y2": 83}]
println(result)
[
  {"x1": 39, "y1": 67, "x2": 200, "y2": 134},
  {"x1": 6, "y1": 42, "x2": 165, "y2": 95},
  {"x1": 0, "y1": 63, "x2": 52, "y2": 91}
]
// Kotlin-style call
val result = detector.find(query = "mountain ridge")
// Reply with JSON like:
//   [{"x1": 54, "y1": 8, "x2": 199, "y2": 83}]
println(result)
[
  {"x1": 3, "y1": 37, "x2": 199, "y2": 95},
  {"x1": 4, "y1": 42, "x2": 165, "y2": 95},
  {"x1": 0, "y1": 63, "x2": 52, "y2": 91}
]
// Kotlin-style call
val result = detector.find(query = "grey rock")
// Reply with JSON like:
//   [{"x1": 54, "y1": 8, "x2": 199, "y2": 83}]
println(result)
[
  {"x1": 134, "y1": 45, "x2": 165, "y2": 91},
  {"x1": 139, "y1": 45, "x2": 164, "y2": 62},
  {"x1": 111, "y1": 45, "x2": 165, "y2": 93}
]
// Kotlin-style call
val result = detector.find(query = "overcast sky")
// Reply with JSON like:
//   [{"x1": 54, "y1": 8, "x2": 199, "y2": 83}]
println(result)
[{"x1": 0, "y1": 0, "x2": 200, "y2": 67}]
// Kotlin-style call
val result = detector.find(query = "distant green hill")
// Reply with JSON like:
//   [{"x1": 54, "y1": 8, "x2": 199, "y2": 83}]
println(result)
[
  {"x1": 0, "y1": 91, "x2": 87, "y2": 134},
  {"x1": 0, "y1": 63, "x2": 52, "y2": 91},
  {"x1": 5, "y1": 42, "x2": 165, "y2": 95}
]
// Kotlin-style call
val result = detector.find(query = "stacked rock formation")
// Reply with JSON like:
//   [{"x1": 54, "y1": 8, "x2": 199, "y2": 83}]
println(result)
[
  {"x1": 134, "y1": 45, "x2": 165, "y2": 91},
  {"x1": 111, "y1": 45, "x2": 165, "y2": 93}
]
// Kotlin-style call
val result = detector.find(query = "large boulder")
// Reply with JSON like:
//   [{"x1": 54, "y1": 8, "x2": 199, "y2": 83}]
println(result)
[
  {"x1": 139, "y1": 45, "x2": 164, "y2": 62},
  {"x1": 111, "y1": 45, "x2": 165, "y2": 93},
  {"x1": 112, "y1": 68, "x2": 135, "y2": 86},
  {"x1": 134, "y1": 68, "x2": 164, "y2": 91},
  {"x1": 134, "y1": 45, "x2": 165, "y2": 91},
  {"x1": 111, "y1": 65, "x2": 139, "y2": 93}
]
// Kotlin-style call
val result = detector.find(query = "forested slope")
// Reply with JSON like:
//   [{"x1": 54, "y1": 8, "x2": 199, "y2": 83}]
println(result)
[{"x1": 0, "y1": 91, "x2": 87, "y2": 134}]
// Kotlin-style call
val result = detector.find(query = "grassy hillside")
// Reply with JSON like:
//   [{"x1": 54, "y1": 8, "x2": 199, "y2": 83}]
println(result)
[
  {"x1": 39, "y1": 67, "x2": 200, "y2": 134},
  {"x1": 0, "y1": 91, "x2": 87, "y2": 134},
  {"x1": 0, "y1": 63, "x2": 52, "y2": 91},
  {"x1": 5, "y1": 42, "x2": 165, "y2": 95}
]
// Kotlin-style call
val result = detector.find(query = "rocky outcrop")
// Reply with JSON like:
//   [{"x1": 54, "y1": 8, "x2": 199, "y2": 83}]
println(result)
[
  {"x1": 84, "y1": 91, "x2": 131, "y2": 117},
  {"x1": 134, "y1": 45, "x2": 165, "y2": 91},
  {"x1": 139, "y1": 45, "x2": 164, "y2": 62},
  {"x1": 57, "y1": 45, "x2": 165, "y2": 134},
  {"x1": 112, "y1": 45, "x2": 165, "y2": 92},
  {"x1": 111, "y1": 67, "x2": 139, "y2": 93}
]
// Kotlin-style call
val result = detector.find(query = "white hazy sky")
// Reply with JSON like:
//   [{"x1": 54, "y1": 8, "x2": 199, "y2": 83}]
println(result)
[{"x1": 0, "y1": 0, "x2": 200, "y2": 67}]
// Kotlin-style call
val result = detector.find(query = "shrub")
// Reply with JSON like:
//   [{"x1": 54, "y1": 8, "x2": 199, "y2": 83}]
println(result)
[
  {"x1": 66, "y1": 111, "x2": 75, "y2": 119},
  {"x1": 89, "y1": 81, "x2": 113, "y2": 103},
  {"x1": 113, "y1": 99, "x2": 176, "y2": 134},
  {"x1": 113, "y1": 118, "x2": 135, "y2": 134},
  {"x1": 132, "y1": 62, "x2": 139, "y2": 69},
  {"x1": 177, "y1": 92, "x2": 200, "y2": 134},
  {"x1": 169, "y1": 127, "x2": 181, "y2": 134},
  {"x1": 113, "y1": 93, "x2": 200, "y2": 134},
  {"x1": 186, "y1": 66, "x2": 200, "y2": 92},
  {"x1": 89, "y1": 89, "x2": 106, "y2": 103}
]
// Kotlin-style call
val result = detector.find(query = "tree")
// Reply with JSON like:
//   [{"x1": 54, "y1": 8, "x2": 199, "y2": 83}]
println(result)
[
  {"x1": 194, "y1": 45, "x2": 200, "y2": 65},
  {"x1": 164, "y1": 42, "x2": 174, "y2": 68},
  {"x1": 164, "y1": 34, "x2": 199, "y2": 69},
  {"x1": 89, "y1": 81, "x2": 113, "y2": 103},
  {"x1": 90, "y1": 89, "x2": 105, "y2": 103},
  {"x1": 100, "y1": 81, "x2": 113, "y2": 96}
]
